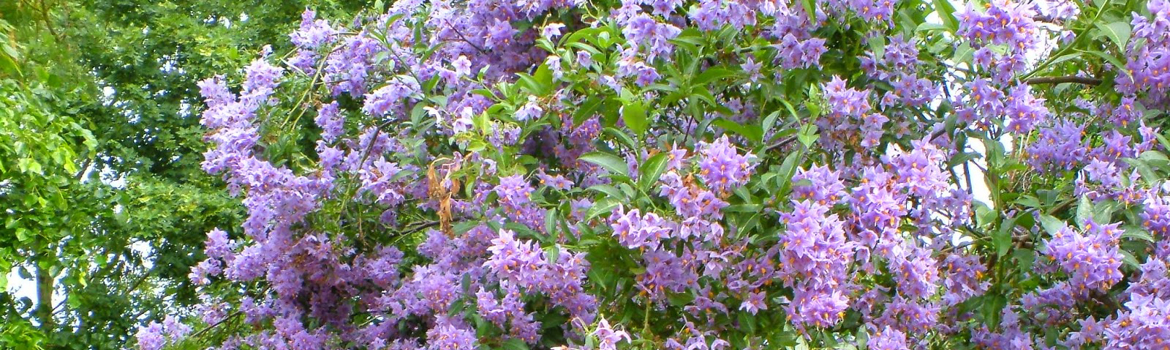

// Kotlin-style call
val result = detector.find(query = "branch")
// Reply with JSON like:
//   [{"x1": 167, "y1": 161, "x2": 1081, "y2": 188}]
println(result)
[
  {"x1": 1023, "y1": 76, "x2": 1102, "y2": 86},
  {"x1": 189, "y1": 310, "x2": 244, "y2": 339},
  {"x1": 762, "y1": 136, "x2": 796, "y2": 153},
  {"x1": 443, "y1": 19, "x2": 487, "y2": 54}
]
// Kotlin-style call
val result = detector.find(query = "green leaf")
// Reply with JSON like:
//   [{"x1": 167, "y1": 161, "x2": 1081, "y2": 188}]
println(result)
[
  {"x1": 712, "y1": 118, "x2": 762, "y2": 144},
  {"x1": 1084, "y1": 50, "x2": 1132, "y2": 78},
  {"x1": 994, "y1": 216, "x2": 1017, "y2": 257},
  {"x1": 574, "y1": 96, "x2": 605, "y2": 126},
  {"x1": 933, "y1": 0, "x2": 959, "y2": 32},
  {"x1": 588, "y1": 184, "x2": 626, "y2": 201},
  {"x1": 580, "y1": 152, "x2": 630, "y2": 177},
  {"x1": 797, "y1": 124, "x2": 819, "y2": 148},
  {"x1": 775, "y1": 151, "x2": 802, "y2": 196},
  {"x1": 639, "y1": 153, "x2": 669, "y2": 191},
  {"x1": 868, "y1": 35, "x2": 886, "y2": 61},
  {"x1": 603, "y1": 127, "x2": 638, "y2": 151},
  {"x1": 621, "y1": 100, "x2": 648, "y2": 135},
  {"x1": 1013, "y1": 249, "x2": 1035, "y2": 274},
  {"x1": 501, "y1": 338, "x2": 530, "y2": 350},
  {"x1": 1076, "y1": 195, "x2": 1092, "y2": 228},
  {"x1": 1095, "y1": 21, "x2": 1131, "y2": 54},
  {"x1": 693, "y1": 67, "x2": 737, "y2": 85},
  {"x1": 533, "y1": 62, "x2": 554, "y2": 95},
  {"x1": 1039, "y1": 215, "x2": 1066, "y2": 235},
  {"x1": 1122, "y1": 225, "x2": 1155, "y2": 242},
  {"x1": 15, "y1": 228, "x2": 31, "y2": 242}
]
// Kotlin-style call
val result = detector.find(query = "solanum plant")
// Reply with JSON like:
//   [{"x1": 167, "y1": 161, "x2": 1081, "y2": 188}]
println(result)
[{"x1": 141, "y1": 0, "x2": 1170, "y2": 349}]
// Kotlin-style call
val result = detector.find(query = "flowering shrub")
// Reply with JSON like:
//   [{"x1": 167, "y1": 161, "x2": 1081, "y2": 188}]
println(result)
[{"x1": 146, "y1": 0, "x2": 1170, "y2": 349}]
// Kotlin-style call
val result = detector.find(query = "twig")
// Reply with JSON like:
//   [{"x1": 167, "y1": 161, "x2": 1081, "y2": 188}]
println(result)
[
  {"x1": 443, "y1": 19, "x2": 487, "y2": 54},
  {"x1": 190, "y1": 310, "x2": 244, "y2": 339},
  {"x1": 763, "y1": 136, "x2": 796, "y2": 153}
]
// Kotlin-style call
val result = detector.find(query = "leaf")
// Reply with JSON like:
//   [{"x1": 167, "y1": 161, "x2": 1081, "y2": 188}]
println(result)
[
  {"x1": 502, "y1": 338, "x2": 530, "y2": 350},
  {"x1": 586, "y1": 198, "x2": 620, "y2": 221},
  {"x1": 533, "y1": 62, "x2": 554, "y2": 95},
  {"x1": 712, "y1": 118, "x2": 762, "y2": 144},
  {"x1": 580, "y1": 152, "x2": 629, "y2": 177},
  {"x1": 994, "y1": 216, "x2": 1017, "y2": 257},
  {"x1": 1095, "y1": 21, "x2": 1131, "y2": 53},
  {"x1": 1084, "y1": 50, "x2": 1132, "y2": 77},
  {"x1": 603, "y1": 127, "x2": 638, "y2": 151},
  {"x1": 933, "y1": 0, "x2": 959, "y2": 32},
  {"x1": 15, "y1": 228, "x2": 30, "y2": 242},
  {"x1": 1013, "y1": 249, "x2": 1035, "y2": 274},
  {"x1": 1039, "y1": 214, "x2": 1066, "y2": 235},
  {"x1": 952, "y1": 43, "x2": 975, "y2": 64},
  {"x1": 638, "y1": 153, "x2": 669, "y2": 191},
  {"x1": 775, "y1": 151, "x2": 802, "y2": 196},
  {"x1": 621, "y1": 100, "x2": 648, "y2": 135},
  {"x1": 1076, "y1": 195, "x2": 1092, "y2": 228},
  {"x1": 1122, "y1": 225, "x2": 1155, "y2": 242},
  {"x1": 797, "y1": 124, "x2": 819, "y2": 148},
  {"x1": 693, "y1": 67, "x2": 737, "y2": 85},
  {"x1": 588, "y1": 184, "x2": 626, "y2": 201},
  {"x1": 868, "y1": 35, "x2": 886, "y2": 60}
]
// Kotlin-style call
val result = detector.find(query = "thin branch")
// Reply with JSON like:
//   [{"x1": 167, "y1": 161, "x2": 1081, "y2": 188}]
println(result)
[
  {"x1": 763, "y1": 136, "x2": 796, "y2": 153},
  {"x1": 190, "y1": 310, "x2": 244, "y2": 339},
  {"x1": 1023, "y1": 76, "x2": 1102, "y2": 86},
  {"x1": 443, "y1": 19, "x2": 487, "y2": 54}
]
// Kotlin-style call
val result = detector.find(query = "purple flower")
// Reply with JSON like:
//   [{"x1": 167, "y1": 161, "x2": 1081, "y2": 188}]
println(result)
[
  {"x1": 452, "y1": 55, "x2": 472, "y2": 78},
  {"x1": 515, "y1": 95, "x2": 543, "y2": 121},
  {"x1": 697, "y1": 135, "x2": 756, "y2": 192},
  {"x1": 426, "y1": 318, "x2": 478, "y2": 350},
  {"x1": 593, "y1": 318, "x2": 631, "y2": 350},
  {"x1": 136, "y1": 322, "x2": 166, "y2": 350},
  {"x1": 541, "y1": 23, "x2": 566, "y2": 41},
  {"x1": 362, "y1": 77, "x2": 421, "y2": 117},
  {"x1": 868, "y1": 325, "x2": 910, "y2": 350},
  {"x1": 792, "y1": 165, "x2": 847, "y2": 205},
  {"x1": 486, "y1": 20, "x2": 517, "y2": 49},
  {"x1": 738, "y1": 290, "x2": 767, "y2": 315},
  {"x1": 1026, "y1": 119, "x2": 1089, "y2": 173},
  {"x1": 290, "y1": 8, "x2": 336, "y2": 50},
  {"x1": 314, "y1": 102, "x2": 344, "y2": 142}
]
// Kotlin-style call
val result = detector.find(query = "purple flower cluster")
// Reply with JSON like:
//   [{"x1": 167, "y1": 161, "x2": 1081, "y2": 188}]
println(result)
[
  {"x1": 696, "y1": 135, "x2": 756, "y2": 192},
  {"x1": 610, "y1": 207, "x2": 674, "y2": 249},
  {"x1": 818, "y1": 77, "x2": 885, "y2": 151},
  {"x1": 777, "y1": 199, "x2": 855, "y2": 330},
  {"x1": 1119, "y1": 0, "x2": 1170, "y2": 108},
  {"x1": 362, "y1": 76, "x2": 422, "y2": 117},
  {"x1": 1041, "y1": 221, "x2": 1124, "y2": 295},
  {"x1": 1026, "y1": 119, "x2": 1089, "y2": 173},
  {"x1": 956, "y1": 0, "x2": 1039, "y2": 53},
  {"x1": 135, "y1": 316, "x2": 192, "y2": 350}
]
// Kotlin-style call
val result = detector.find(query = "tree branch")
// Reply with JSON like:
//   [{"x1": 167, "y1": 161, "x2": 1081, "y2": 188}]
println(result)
[{"x1": 1023, "y1": 76, "x2": 1102, "y2": 86}]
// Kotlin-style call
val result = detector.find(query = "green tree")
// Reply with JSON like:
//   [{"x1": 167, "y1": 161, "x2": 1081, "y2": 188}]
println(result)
[{"x1": 1, "y1": 1, "x2": 360, "y2": 348}]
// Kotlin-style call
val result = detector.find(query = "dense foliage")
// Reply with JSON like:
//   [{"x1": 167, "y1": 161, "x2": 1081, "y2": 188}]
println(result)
[
  {"x1": 164, "y1": 0, "x2": 1170, "y2": 348},
  {"x1": 1, "y1": 1, "x2": 358, "y2": 349}
]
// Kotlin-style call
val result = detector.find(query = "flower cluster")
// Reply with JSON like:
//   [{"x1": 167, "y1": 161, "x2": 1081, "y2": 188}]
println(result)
[
  {"x1": 696, "y1": 135, "x2": 756, "y2": 192},
  {"x1": 1041, "y1": 221, "x2": 1125, "y2": 295}
]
